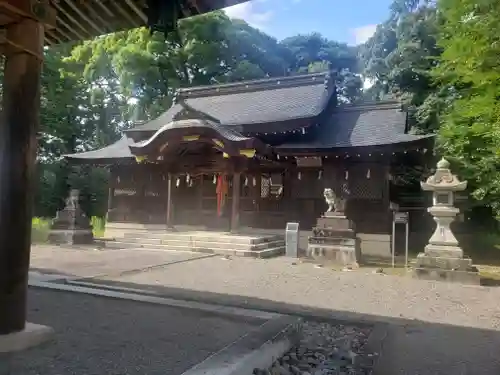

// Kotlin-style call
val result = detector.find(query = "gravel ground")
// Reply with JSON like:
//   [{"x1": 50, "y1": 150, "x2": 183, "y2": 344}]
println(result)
[
  {"x1": 254, "y1": 321, "x2": 375, "y2": 375},
  {"x1": 92, "y1": 256, "x2": 500, "y2": 374},
  {"x1": 97, "y1": 256, "x2": 500, "y2": 330},
  {"x1": 0, "y1": 288, "x2": 262, "y2": 375}
]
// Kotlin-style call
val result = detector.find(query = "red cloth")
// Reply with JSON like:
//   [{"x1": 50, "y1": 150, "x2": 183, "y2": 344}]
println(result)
[{"x1": 216, "y1": 174, "x2": 228, "y2": 217}]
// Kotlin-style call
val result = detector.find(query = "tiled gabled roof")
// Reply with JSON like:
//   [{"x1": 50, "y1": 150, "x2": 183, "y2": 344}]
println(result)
[
  {"x1": 64, "y1": 136, "x2": 134, "y2": 163},
  {"x1": 127, "y1": 72, "x2": 335, "y2": 134},
  {"x1": 276, "y1": 101, "x2": 435, "y2": 150},
  {"x1": 129, "y1": 119, "x2": 252, "y2": 155}
]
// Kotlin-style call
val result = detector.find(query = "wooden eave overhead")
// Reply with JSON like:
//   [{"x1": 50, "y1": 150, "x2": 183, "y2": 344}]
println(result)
[{"x1": 0, "y1": 0, "x2": 248, "y2": 47}]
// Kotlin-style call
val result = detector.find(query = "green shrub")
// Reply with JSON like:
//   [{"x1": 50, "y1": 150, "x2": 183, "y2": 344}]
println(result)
[
  {"x1": 91, "y1": 216, "x2": 105, "y2": 238},
  {"x1": 31, "y1": 216, "x2": 106, "y2": 243},
  {"x1": 31, "y1": 217, "x2": 52, "y2": 243}
]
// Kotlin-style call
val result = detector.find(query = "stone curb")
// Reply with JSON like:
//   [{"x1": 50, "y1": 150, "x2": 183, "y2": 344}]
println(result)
[
  {"x1": 62, "y1": 278, "x2": 389, "y2": 335},
  {"x1": 28, "y1": 280, "x2": 281, "y2": 321},
  {"x1": 180, "y1": 316, "x2": 302, "y2": 375}
]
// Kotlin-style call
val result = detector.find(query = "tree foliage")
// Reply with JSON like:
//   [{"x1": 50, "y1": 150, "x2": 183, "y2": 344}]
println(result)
[
  {"x1": 433, "y1": 0, "x2": 500, "y2": 217},
  {"x1": 360, "y1": 0, "x2": 500, "y2": 219}
]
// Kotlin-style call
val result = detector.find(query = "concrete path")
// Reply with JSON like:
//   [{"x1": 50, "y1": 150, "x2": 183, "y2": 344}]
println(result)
[
  {"x1": 377, "y1": 323, "x2": 500, "y2": 375},
  {"x1": 30, "y1": 244, "x2": 212, "y2": 279},
  {"x1": 1, "y1": 289, "x2": 262, "y2": 375}
]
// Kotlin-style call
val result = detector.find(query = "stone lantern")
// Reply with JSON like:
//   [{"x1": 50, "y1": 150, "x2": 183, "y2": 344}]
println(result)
[{"x1": 413, "y1": 158, "x2": 479, "y2": 284}]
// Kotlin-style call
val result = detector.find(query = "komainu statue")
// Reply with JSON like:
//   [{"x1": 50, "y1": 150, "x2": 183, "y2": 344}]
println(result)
[{"x1": 323, "y1": 188, "x2": 341, "y2": 213}]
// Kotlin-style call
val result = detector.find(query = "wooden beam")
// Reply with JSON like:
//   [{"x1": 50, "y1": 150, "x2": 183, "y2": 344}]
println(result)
[
  {"x1": 0, "y1": 0, "x2": 56, "y2": 28},
  {"x1": 166, "y1": 173, "x2": 174, "y2": 228},
  {"x1": 124, "y1": 0, "x2": 147, "y2": 23},
  {"x1": 230, "y1": 172, "x2": 241, "y2": 232},
  {"x1": 0, "y1": 14, "x2": 44, "y2": 334},
  {"x1": 108, "y1": 1, "x2": 138, "y2": 29},
  {"x1": 62, "y1": 0, "x2": 105, "y2": 35},
  {"x1": 51, "y1": 0, "x2": 92, "y2": 39}
]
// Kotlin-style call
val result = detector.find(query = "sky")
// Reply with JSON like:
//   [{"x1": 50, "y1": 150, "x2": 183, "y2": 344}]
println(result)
[{"x1": 223, "y1": 0, "x2": 394, "y2": 45}]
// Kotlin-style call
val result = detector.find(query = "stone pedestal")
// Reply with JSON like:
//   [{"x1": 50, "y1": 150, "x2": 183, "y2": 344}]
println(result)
[
  {"x1": 413, "y1": 159, "x2": 479, "y2": 284},
  {"x1": 48, "y1": 189, "x2": 94, "y2": 245},
  {"x1": 0, "y1": 323, "x2": 54, "y2": 353},
  {"x1": 307, "y1": 212, "x2": 360, "y2": 267}
]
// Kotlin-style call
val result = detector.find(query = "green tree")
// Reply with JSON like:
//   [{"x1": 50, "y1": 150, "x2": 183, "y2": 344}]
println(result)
[
  {"x1": 433, "y1": 0, "x2": 500, "y2": 217},
  {"x1": 360, "y1": 1, "x2": 442, "y2": 132},
  {"x1": 281, "y1": 33, "x2": 362, "y2": 102}
]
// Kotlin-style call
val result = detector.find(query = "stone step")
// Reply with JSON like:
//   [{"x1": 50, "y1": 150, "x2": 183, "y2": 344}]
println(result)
[
  {"x1": 106, "y1": 240, "x2": 285, "y2": 259},
  {"x1": 119, "y1": 237, "x2": 285, "y2": 251},
  {"x1": 121, "y1": 231, "x2": 283, "y2": 245}
]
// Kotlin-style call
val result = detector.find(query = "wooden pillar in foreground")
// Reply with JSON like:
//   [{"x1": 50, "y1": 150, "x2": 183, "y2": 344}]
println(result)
[
  {"x1": 0, "y1": 18, "x2": 44, "y2": 334},
  {"x1": 230, "y1": 172, "x2": 241, "y2": 232},
  {"x1": 166, "y1": 173, "x2": 173, "y2": 228}
]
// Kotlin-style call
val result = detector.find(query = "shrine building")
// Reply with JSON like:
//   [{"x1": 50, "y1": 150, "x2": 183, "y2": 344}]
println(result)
[{"x1": 66, "y1": 72, "x2": 434, "y2": 256}]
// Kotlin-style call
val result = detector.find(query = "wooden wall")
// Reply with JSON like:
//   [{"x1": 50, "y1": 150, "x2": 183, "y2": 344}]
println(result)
[{"x1": 106, "y1": 160, "x2": 393, "y2": 234}]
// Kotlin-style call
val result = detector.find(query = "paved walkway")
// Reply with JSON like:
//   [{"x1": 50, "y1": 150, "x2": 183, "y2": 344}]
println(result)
[
  {"x1": 30, "y1": 244, "x2": 212, "y2": 279},
  {"x1": 31, "y1": 245, "x2": 500, "y2": 374},
  {"x1": 2, "y1": 288, "x2": 261, "y2": 375}
]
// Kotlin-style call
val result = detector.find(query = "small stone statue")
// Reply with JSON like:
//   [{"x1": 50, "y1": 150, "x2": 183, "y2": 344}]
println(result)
[
  {"x1": 65, "y1": 189, "x2": 80, "y2": 210},
  {"x1": 49, "y1": 189, "x2": 93, "y2": 245},
  {"x1": 323, "y1": 188, "x2": 343, "y2": 213}
]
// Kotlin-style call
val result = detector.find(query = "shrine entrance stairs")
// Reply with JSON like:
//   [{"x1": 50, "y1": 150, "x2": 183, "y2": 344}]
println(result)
[{"x1": 104, "y1": 228, "x2": 285, "y2": 259}]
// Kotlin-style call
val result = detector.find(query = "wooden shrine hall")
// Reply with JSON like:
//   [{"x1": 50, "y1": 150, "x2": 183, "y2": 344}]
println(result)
[
  {"x1": 0, "y1": 0, "x2": 246, "y2": 350},
  {"x1": 67, "y1": 73, "x2": 434, "y2": 237}
]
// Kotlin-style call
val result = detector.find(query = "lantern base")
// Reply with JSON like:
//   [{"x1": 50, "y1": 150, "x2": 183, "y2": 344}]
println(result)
[
  {"x1": 413, "y1": 251, "x2": 480, "y2": 285},
  {"x1": 413, "y1": 266, "x2": 480, "y2": 285}
]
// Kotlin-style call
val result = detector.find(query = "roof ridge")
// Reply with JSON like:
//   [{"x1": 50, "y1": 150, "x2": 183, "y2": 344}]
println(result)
[
  {"x1": 176, "y1": 72, "x2": 333, "y2": 99},
  {"x1": 337, "y1": 100, "x2": 403, "y2": 112}
]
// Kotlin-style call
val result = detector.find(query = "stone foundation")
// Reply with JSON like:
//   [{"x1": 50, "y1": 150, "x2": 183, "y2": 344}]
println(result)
[
  {"x1": 48, "y1": 229, "x2": 94, "y2": 245},
  {"x1": 0, "y1": 323, "x2": 53, "y2": 353},
  {"x1": 307, "y1": 213, "x2": 360, "y2": 267},
  {"x1": 413, "y1": 267, "x2": 480, "y2": 285},
  {"x1": 413, "y1": 252, "x2": 480, "y2": 285}
]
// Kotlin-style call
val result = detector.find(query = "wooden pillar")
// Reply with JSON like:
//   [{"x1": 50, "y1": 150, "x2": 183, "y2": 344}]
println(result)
[
  {"x1": 0, "y1": 18, "x2": 44, "y2": 334},
  {"x1": 197, "y1": 175, "x2": 203, "y2": 211},
  {"x1": 230, "y1": 172, "x2": 241, "y2": 232},
  {"x1": 166, "y1": 173, "x2": 173, "y2": 228},
  {"x1": 106, "y1": 186, "x2": 114, "y2": 220}
]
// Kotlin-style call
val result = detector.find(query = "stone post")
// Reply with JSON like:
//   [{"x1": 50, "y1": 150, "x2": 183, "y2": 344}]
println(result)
[{"x1": 413, "y1": 158, "x2": 479, "y2": 284}]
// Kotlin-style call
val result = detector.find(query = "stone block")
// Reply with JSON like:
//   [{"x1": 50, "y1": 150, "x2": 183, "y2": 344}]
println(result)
[
  {"x1": 316, "y1": 215, "x2": 354, "y2": 231},
  {"x1": 307, "y1": 244, "x2": 360, "y2": 267},
  {"x1": 415, "y1": 253, "x2": 473, "y2": 271},
  {"x1": 424, "y1": 244, "x2": 464, "y2": 258},
  {"x1": 308, "y1": 236, "x2": 357, "y2": 247},
  {"x1": 311, "y1": 227, "x2": 356, "y2": 239},
  {"x1": 0, "y1": 323, "x2": 54, "y2": 353},
  {"x1": 413, "y1": 267, "x2": 480, "y2": 285},
  {"x1": 48, "y1": 229, "x2": 94, "y2": 245}
]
